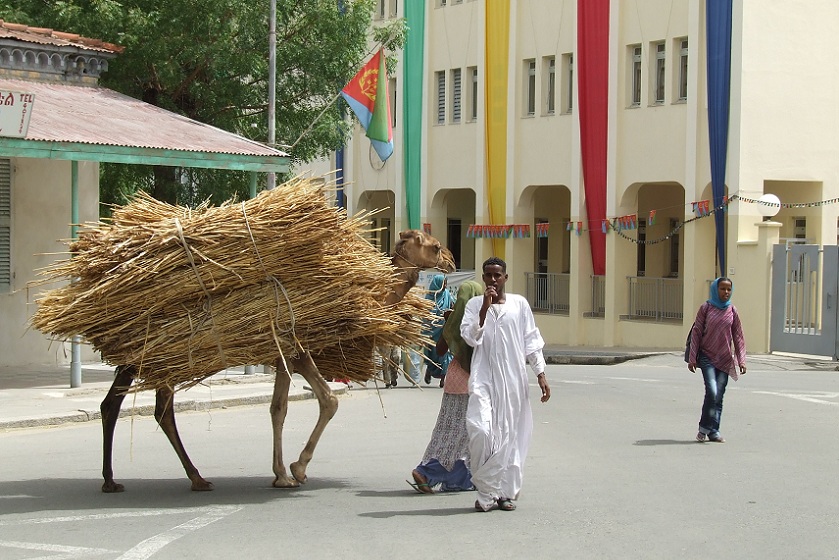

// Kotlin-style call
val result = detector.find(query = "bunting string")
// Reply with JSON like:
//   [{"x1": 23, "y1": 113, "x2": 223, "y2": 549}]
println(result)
[{"x1": 462, "y1": 193, "x2": 839, "y2": 246}]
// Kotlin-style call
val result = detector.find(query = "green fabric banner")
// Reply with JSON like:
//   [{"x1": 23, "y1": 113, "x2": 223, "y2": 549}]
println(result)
[{"x1": 402, "y1": 0, "x2": 425, "y2": 230}]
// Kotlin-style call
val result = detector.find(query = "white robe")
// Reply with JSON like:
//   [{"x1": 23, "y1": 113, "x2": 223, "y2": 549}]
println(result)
[{"x1": 460, "y1": 293, "x2": 546, "y2": 508}]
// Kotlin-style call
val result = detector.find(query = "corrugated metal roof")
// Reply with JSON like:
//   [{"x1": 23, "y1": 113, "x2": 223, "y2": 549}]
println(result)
[
  {"x1": 0, "y1": 19, "x2": 123, "y2": 54},
  {"x1": 0, "y1": 77, "x2": 288, "y2": 158}
]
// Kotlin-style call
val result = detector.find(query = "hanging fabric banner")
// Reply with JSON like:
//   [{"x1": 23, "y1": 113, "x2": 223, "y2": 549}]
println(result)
[
  {"x1": 403, "y1": 0, "x2": 425, "y2": 230},
  {"x1": 577, "y1": 0, "x2": 610, "y2": 275},
  {"x1": 707, "y1": 0, "x2": 733, "y2": 274},
  {"x1": 485, "y1": 0, "x2": 511, "y2": 257}
]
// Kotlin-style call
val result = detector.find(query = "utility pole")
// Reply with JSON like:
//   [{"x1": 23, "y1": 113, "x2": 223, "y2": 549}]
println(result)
[{"x1": 267, "y1": 0, "x2": 277, "y2": 190}]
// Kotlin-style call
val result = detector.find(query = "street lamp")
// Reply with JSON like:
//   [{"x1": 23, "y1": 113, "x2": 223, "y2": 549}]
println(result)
[{"x1": 757, "y1": 193, "x2": 781, "y2": 220}]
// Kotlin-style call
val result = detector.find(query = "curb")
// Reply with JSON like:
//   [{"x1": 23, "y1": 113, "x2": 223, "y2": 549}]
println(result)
[
  {"x1": 0, "y1": 384, "x2": 350, "y2": 431},
  {"x1": 544, "y1": 352, "x2": 661, "y2": 366}
]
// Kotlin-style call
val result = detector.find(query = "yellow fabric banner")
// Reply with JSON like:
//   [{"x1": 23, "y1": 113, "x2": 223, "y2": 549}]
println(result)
[{"x1": 484, "y1": 0, "x2": 510, "y2": 258}]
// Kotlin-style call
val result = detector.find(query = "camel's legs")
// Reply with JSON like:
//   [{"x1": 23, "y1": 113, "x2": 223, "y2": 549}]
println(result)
[
  {"x1": 101, "y1": 364, "x2": 136, "y2": 493},
  {"x1": 270, "y1": 358, "x2": 298, "y2": 488},
  {"x1": 288, "y1": 352, "x2": 339, "y2": 484},
  {"x1": 153, "y1": 386, "x2": 213, "y2": 491}
]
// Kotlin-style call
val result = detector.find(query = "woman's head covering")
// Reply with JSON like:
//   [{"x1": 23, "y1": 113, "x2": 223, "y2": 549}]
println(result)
[
  {"x1": 442, "y1": 280, "x2": 483, "y2": 371},
  {"x1": 707, "y1": 277, "x2": 733, "y2": 309},
  {"x1": 426, "y1": 273, "x2": 454, "y2": 314}
]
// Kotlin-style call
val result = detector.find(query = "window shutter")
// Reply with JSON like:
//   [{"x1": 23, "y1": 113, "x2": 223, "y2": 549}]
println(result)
[
  {"x1": 437, "y1": 71, "x2": 446, "y2": 124},
  {"x1": 452, "y1": 69, "x2": 462, "y2": 123},
  {"x1": 0, "y1": 159, "x2": 10, "y2": 289}
]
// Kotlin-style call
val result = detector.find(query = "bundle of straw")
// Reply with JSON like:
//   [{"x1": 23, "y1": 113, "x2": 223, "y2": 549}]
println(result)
[{"x1": 31, "y1": 176, "x2": 434, "y2": 391}]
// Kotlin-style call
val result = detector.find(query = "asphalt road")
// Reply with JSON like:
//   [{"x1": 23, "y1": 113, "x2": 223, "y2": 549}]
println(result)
[{"x1": 1, "y1": 353, "x2": 837, "y2": 559}]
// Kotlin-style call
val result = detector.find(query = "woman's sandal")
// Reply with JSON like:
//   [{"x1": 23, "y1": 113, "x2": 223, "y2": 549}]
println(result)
[
  {"x1": 407, "y1": 470, "x2": 434, "y2": 494},
  {"x1": 497, "y1": 498, "x2": 516, "y2": 511}
]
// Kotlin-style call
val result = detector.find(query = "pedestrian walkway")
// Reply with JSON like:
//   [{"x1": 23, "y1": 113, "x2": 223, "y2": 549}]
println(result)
[{"x1": 0, "y1": 345, "x2": 831, "y2": 430}]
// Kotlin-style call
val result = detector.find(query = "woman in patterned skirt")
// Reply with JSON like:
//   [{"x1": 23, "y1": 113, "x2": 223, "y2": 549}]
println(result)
[{"x1": 409, "y1": 280, "x2": 483, "y2": 493}]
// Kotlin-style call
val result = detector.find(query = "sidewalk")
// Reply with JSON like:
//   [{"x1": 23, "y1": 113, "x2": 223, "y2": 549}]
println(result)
[
  {"x1": 0, "y1": 364, "x2": 350, "y2": 430},
  {"x1": 0, "y1": 346, "x2": 832, "y2": 430}
]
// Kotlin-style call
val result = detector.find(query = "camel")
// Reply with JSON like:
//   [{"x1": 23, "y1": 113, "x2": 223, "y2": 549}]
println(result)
[{"x1": 99, "y1": 229, "x2": 455, "y2": 492}]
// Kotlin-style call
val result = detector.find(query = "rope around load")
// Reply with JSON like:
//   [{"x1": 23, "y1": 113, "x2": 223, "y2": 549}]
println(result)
[{"x1": 174, "y1": 217, "x2": 228, "y2": 371}]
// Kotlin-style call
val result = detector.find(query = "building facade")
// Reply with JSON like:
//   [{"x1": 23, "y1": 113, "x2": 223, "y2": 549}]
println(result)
[{"x1": 321, "y1": 0, "x2": 839, "y2": 354}]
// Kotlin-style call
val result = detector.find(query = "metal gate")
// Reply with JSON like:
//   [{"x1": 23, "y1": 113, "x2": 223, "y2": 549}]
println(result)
[{"x1": 770, "y1": 244, "x2": 839, "y2": 358}]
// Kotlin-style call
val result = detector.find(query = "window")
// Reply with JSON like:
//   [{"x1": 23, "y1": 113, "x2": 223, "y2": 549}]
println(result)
[
  {"x1": 376, "y1": 0, "x2": 386, "y2": 19},
  {"x1": 525, "y1": 59, "x2": 536, "y2": 116},
  {"x1": 451, "y1": 68, "x2": 462, "y2": 123},
  {"x1": 389, "y1": 77, "x2": 397, "y2": 128},
  {"x1": 389, "y1": 0, "x2": 398, "y2": 17},
  {"x1": 437, "y1": 0, "x2": 447, "y2": 6},
  {"x1": 0, "y1": 159, "x2": 11, "y2": 292},
  {"x1": 793, "y1": 217, "x2": 807, "y2": 239},
  {"x1": 436, "y1": 71, "x2": 446, "y2": 124},
  {"x1": 669, "y1": 218, "x2": 680, "y2": 276},
  {"x1": 653, "y1": 41, "x2": 665, "y2": 104},
  {"x1": 468, "y1": 66, "x2": 478, "y2": 121},
  {"x1": 544, "y1": 57, "x2": 556, "y2": 114},
  {"x1": 561, "y1": 53, "x2": 574, "y2": 113},
  {"x1": 630, "y1": 45, "x2": 642, "y2": 107},
  {"x1": 677, "y1": 38, "x2": 688, "y2": 101},
  {"x1": 636, "y1": 219, "x2": 646, "y2": 276}
]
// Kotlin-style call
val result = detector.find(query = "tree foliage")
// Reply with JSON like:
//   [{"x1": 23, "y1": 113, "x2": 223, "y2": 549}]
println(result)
[{"x1": 0, "y1": 0, "x2": 406, "y2": 207}]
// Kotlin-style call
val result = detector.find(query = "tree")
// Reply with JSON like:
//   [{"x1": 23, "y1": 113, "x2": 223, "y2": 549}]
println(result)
[{"x1": 0, "y1": 0, "x2": 406, "y2": 207}]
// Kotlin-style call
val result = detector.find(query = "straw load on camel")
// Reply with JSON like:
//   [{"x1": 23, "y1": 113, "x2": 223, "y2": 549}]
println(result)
[{"x1": 31, "y1": 176, "x2": 455, "y2": 492}]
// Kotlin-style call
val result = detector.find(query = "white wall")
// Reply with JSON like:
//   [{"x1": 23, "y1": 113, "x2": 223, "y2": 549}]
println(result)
[{"x1": 0, "y1": 158, "x2": 99, "y2": 366}]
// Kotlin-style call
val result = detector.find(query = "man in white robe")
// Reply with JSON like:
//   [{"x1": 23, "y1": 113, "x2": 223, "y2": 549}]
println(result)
[{"x1": 461, "y1": 257, "x2": 551, "y2": 512}]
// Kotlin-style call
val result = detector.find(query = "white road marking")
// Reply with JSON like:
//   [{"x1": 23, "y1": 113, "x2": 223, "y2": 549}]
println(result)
[
  {"x1": 753, "y1": 391, "x2": 839, "y2": 406},
  {"x1": 558, "y1": 380, "x2": 595, "y2": 385},
  {"x1": 0, "y1": 506, "x2": 214, "y2": 526},
  {"x1": 116, "y1": 506, "x2": 242, "y2": 560},
  {"x1": 0, "y1": 540, "x2": 116, "y2": 559},
  {"x1": 605, "y1": 377, "x2": 662, "y2": 383},
  {"x1": 0, "y1": 505, "x2": 242, "y2": 560}
]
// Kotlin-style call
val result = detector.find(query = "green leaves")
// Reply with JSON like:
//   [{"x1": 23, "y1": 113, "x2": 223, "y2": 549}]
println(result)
[{"x1": 0, "y1": 0, "x2": 406, "y2": 206}]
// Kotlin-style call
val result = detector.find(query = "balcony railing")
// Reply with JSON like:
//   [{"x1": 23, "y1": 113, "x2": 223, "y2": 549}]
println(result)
[
  {"x1": 524, "y1": 272, "x2": 569, "y2": 315},
  {"x1": 626, "y1": 276, "x2": 683, "y2": 321}
]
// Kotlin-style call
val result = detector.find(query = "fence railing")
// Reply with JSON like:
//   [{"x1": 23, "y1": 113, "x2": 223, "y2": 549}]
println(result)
[
  {"x1": 626, "y1": 276, "x2": 683, "y2": 320},
  {"x1": 588, "y1": 275, "x2": 606, "y2": 317},
  {"x1": 524, "y1": 272, "x2": 570, "y2": 315}
]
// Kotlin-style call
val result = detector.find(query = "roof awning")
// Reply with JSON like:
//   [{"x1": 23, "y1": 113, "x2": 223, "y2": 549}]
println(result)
[{"x1": 0, "y1": 78, "x2": 289, "y2": 173}]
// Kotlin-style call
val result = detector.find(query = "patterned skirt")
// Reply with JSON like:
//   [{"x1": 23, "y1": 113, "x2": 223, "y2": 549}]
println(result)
[{"x1": 415, "y1": 393, "x2": 473, "y2": 491}]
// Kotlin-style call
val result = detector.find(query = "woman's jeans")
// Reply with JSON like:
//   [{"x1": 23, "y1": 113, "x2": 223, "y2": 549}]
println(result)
[{"x1": 697, "y1": 352, "x2": 729, "y2": 436}]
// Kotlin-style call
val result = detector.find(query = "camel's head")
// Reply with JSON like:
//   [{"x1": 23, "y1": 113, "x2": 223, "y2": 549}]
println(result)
[{"x1": 394, "y1": 230, "x2": 456, "y2": 273}]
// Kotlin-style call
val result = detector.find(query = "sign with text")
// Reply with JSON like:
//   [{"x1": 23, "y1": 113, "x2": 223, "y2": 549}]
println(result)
[{"x1": 0, "y1": 90, "x2": 35, "y2": 138}]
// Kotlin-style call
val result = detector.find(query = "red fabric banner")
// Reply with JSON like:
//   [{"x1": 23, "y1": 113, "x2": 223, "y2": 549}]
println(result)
[{"x1": 577, "y1": 0, "x2": 610, "y2": 275}]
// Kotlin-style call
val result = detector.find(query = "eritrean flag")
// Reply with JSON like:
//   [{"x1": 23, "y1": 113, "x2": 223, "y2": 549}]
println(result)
[{"x1": 341, "y1": 49, "x2": 393, "y2": 162}]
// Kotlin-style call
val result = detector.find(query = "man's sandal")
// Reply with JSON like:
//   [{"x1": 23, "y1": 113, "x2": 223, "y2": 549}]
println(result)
[
  {"x1": 497, "y1": 498, "x2": 516, "y2": 511},
  {"x1": 475, "y1": 499, "x2": 497, "y2": 512}
]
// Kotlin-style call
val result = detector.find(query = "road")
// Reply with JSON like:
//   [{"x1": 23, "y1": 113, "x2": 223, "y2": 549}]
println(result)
[{"x1": 1, "y1": 353, "x2": 838, "y2": 559}]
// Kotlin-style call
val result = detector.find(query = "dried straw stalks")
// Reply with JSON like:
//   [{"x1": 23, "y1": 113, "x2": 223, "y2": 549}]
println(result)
[{"x1": 30, "y1": 176, "x2": 434, "y2": 391}]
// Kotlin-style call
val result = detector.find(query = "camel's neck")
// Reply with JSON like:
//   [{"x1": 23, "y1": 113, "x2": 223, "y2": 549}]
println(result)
[{"x1": 385, "y1": 254, "x2": 420, "y2": 305}]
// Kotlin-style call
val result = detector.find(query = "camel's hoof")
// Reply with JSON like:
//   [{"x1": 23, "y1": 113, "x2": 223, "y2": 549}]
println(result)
[
  {"x1": 101, "y1": 481, "x2": 125, "y2": 493},
  {"x1": 190, "y1": 479, "x2": 214, "y2": 492},
  {"x1": 290, "y1": 462, "x2": 308, "y2": 484},
  {"x1": 272, "y1": 476, "x2": 300, "y2": 489}
]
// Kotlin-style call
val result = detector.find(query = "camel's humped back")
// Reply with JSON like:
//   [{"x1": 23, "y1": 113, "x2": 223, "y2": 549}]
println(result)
[{"x1": 30, "y1": 176, "x2": 434, "y2": 391}]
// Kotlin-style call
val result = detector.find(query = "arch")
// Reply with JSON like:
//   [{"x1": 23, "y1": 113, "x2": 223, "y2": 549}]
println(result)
[
  {"x1": 356, "y1": 190, "x2": 398, "y2": 254},
  {"x1": 430, "y1": 187, "x2": 477, "y2": 271},
  {"x1": 11, "y1": 48, "x2": 24, "y2": 67}
]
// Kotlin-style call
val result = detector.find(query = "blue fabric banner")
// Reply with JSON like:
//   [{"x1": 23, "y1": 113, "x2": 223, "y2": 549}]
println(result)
[{"x1": 706, "y1": 0, "x2": 732, "y2": 275}]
